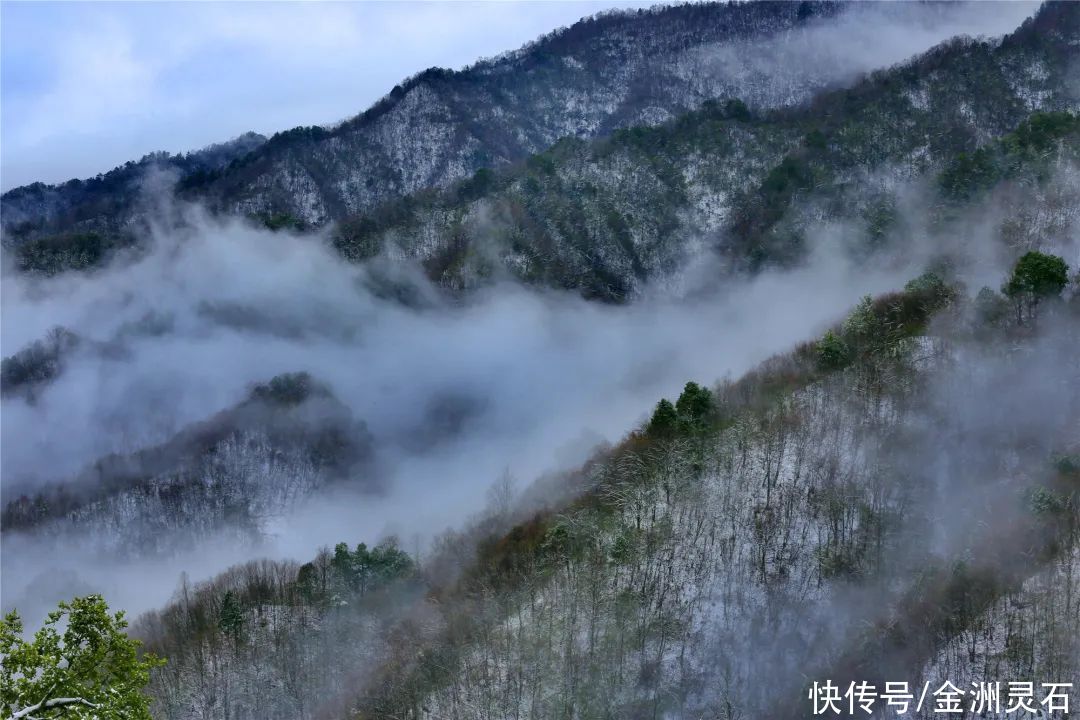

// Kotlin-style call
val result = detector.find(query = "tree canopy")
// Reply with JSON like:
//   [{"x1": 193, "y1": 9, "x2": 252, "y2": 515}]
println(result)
[
  {"x1": 1, "y1": 595, "x2": 164, "y2": 719},
  {"x1": 647, "y1": 382, "x2": 715, "y2": 438},
  {"x1": 1003, "y1": 251, "x2": 1069, "y2": 323},
  {"x1": 647, "y1": 398, "x2": 679, "y2": 437},
  {"x1": 1004, "y1": 251, "x2": 1069, "y2": 299}
]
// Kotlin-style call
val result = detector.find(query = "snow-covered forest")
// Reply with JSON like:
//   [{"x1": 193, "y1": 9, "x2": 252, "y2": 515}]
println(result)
[{"x1": 1, "y1": 2, "x2": 1078, "y2": 719}]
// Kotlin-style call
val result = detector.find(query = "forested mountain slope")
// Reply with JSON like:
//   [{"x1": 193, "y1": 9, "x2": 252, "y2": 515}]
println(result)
[
  {"x1": 0, "y1": 132, "x2": 266, "y2": 253},
  {"x1": 379, "y1": 286, "x2": 1079, "y2": 720},
  {"x1": 1, "y1": 372, "x2": 372, "y2": 556},
  {"x1": 4, "y1": 99, "x2": 1075, "y2": 643},
  {"x1": 327, "y1": 1, "x2": 1080, "y2": 299},
  {"x1": 4, "y1": 104, "x2": 1077, "y2": 607},
  {"x1": 8, "y1": 2, "x2": 1074, "y2": 301},
  {"x1": 2, "y1": 5, "x2": 1079, "y2": 718},
  {"x1": 132, "y1": 268, "x2": 1080, "y2": 720},
  {"x1": 0, "y1": 1, "x2": 1040, "y2": 270}
]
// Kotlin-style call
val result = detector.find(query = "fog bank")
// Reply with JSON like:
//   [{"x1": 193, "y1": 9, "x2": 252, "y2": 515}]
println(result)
[{"x1": 0, "y1": 203, "x2": 939, "y2": 622}]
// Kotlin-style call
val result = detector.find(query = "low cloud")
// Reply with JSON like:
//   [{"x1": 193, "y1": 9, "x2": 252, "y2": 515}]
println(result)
[{"x1": 1, "y1": 201, "x2": 931, "y2": 623}]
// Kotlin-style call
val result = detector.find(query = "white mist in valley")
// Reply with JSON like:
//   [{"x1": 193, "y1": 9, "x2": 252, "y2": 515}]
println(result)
[{"x1": 0, "y1": 201, "x2": 938, "y2": 624}]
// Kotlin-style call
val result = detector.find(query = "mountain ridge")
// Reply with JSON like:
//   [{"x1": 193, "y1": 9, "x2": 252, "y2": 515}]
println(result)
[
  {"x1": 2, "y1": 3, "x2": 1079, "y2": 718},
  {"x1": 0, "y1": 1, "x2": 1037, "y2": 258}
]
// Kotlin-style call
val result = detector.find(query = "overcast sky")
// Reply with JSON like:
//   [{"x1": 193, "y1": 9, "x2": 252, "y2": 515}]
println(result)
[{"x1": 0, "y1": 1, "x2": 650, "y2": 191}]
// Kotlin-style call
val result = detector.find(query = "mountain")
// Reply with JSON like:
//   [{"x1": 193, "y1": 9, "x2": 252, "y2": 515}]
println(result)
[
  {"x1": 4, "y1": 99, "x2": 1077, "y2": 551},
  {"x1": 0, "y1": 132, "x2": 266, "y2": 254},
  {"x1": 2, "y1": 3, "x2": 1079, "y2": 719},
  {"x1": 4, "y1": 0, "x2": 1078, "y2": 576},
  {"x1": 6, "y1": 3, "x2": 1076, "y2": 301},
  {"x1": 361, "y1": 282, "x2": 1079, "y2": 720},
  {"x1": 1, "y1": 372, "x2": 372, "y2": 557},
  {"x1": 132, "y1": 273, "x2": 1080, "y2": 720},
  {"x1": 0, "y1": 1, "x2": 1040, "y2": 274},
  {"x1": 323, "y1": 2, "x2": 1080, "y2": 298}
]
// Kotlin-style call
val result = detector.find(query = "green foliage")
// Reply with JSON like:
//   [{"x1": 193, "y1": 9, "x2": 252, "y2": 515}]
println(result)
[
  {"x1": 259, "y1": 212, "x2": 306, "y2": 232},
  {"x1": 647, "y1": 383, "x2": 715, "y2": 438},
  {"x1": 296, "y1": 562, "x2": 323, "y2": 602},
  {"x1": 264, "y1": 125, "x2": 329, "y2": 151},
  {"x1": 1003, "y1": 251, "x2": 1069, "y2": 300},
  {"x1": 902, "y1": 270, "x2": 959, "y2": 319},
  {"x1": 1027, "y1": 486, "x2": 1066, "y2": 516},
  {"x1": 1003, "y1": 251, "x2": 1070, "y2": 324},
  {"x1": 331, "y1": 538, "x2": 414, "y2": 594},
  {"x1": 332, "y1": 542, "x2": 354, "y2": 583},
  {"x1": 609, "y1": 527, "x2": 640, "y2": 565},
  {"x1": 1, "y1": 327, "x2": 78, "y2": 398},
  {"x1": 903, "y1": 270, "x2": 951, "y2": 300},
  {"x1": 816, "y1": 330, "x2": 854, "y2": 371},
  {"x1": 734, "y1": 153, "x2": 816, "y2": 268},
  {"x1": 761, "y1": 155, "x2": 813, "y2": 198},
  {"x1": 1, "y1": 595, "x2": 164, "y2": 719},
  {"x1": 840, "y1": 295, "x2": 878, "y2": 339},
  {"x1": 863, "y1": 196, "x2": 896, "y2": 247},
  {"x1": 815, "y1": 544, "x2": 862, "y2": 579},
  {"x1": 331, "y1": 195, "x2": 420, "y2": 263},
  {"x1": 541, "y1": 521, "x2": 585, "y2": 560},
  {"x1": 675, "y1": 381, "x2": 714, "y2": 430},
  {"x1": 722, "y1": 98, "x2": 751, "y2": 122},
  {"x1": 458, "y1": 167, "x2": 498, "y2": 202},
  {"x1": 13, "y1": 232, "x2": 111, "y2": 276},
  {"x1": 1053, "y1": 454, "x2": 1080, "y2": 480},
  {"x1": 939, "y1": 112, "x2": 1080, "y2": 200},
  {"x1": 525, "y1": 153, "x2": 557, "y2": 175},
  {"x1": 368, "y1": 539, "x2": 415, "y2": 581},
  {"x1": 939, "y1": 147, "x2": 997, "y2": 199},
  {"x1": 647, "y1": 398, "x2": 678, "y2": 438},
  {"x1": 1005, "y1": 111, "x2": 1080, "y2": 154},
  {"x1": 803, "y1": 128, "x2": 827, "y2": 150},
  {"x1": 217, "y1": 591, "x2": 244, "y2": 643},
  {"x1": 814, "y1": 274, "x2": 957, "y2": 373}
]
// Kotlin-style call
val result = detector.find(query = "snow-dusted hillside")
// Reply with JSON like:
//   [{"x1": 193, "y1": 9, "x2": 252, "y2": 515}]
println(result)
[
  {"x1": 0, "y1": 2, "x2": 1042, "y2": 252},
  {"x1": 129, "y1": 275, "x2": 1080, "y2": 720}
]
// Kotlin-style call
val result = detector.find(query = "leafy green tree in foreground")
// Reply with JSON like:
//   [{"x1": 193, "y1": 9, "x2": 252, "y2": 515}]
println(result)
[
  {"x1": 1, "y1": 595, "x2": 163, "y2": 719},
  {"x1": 1003, "y1": 250, "x2": 1069, "y2": 324}
]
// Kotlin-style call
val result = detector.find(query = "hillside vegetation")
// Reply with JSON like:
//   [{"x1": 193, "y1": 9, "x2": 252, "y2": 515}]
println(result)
[
  {"x1": 1, "y1": 2, "x2": 851, "y2": 252},
  {"x1": 2, "y1": 373, "x2": 372, "y2": 557},
  {"x1": 6, "y1": 3, "x2": 1076, "y2": 296},
  {"x1": 3, "y1": 5, "x2": 1079, "y2": 720},
  {"x1": 129, "y1": 263, "x2": 1079, "y2": 719}
]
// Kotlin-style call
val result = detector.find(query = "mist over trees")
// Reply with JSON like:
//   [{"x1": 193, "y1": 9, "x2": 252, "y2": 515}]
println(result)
[
  {"x1": 1, "y1": 3, "x2": 1079, "y2": 720},
  {"x1": 99, "y1": 262, "x2": 1078, "y2": 720}
]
